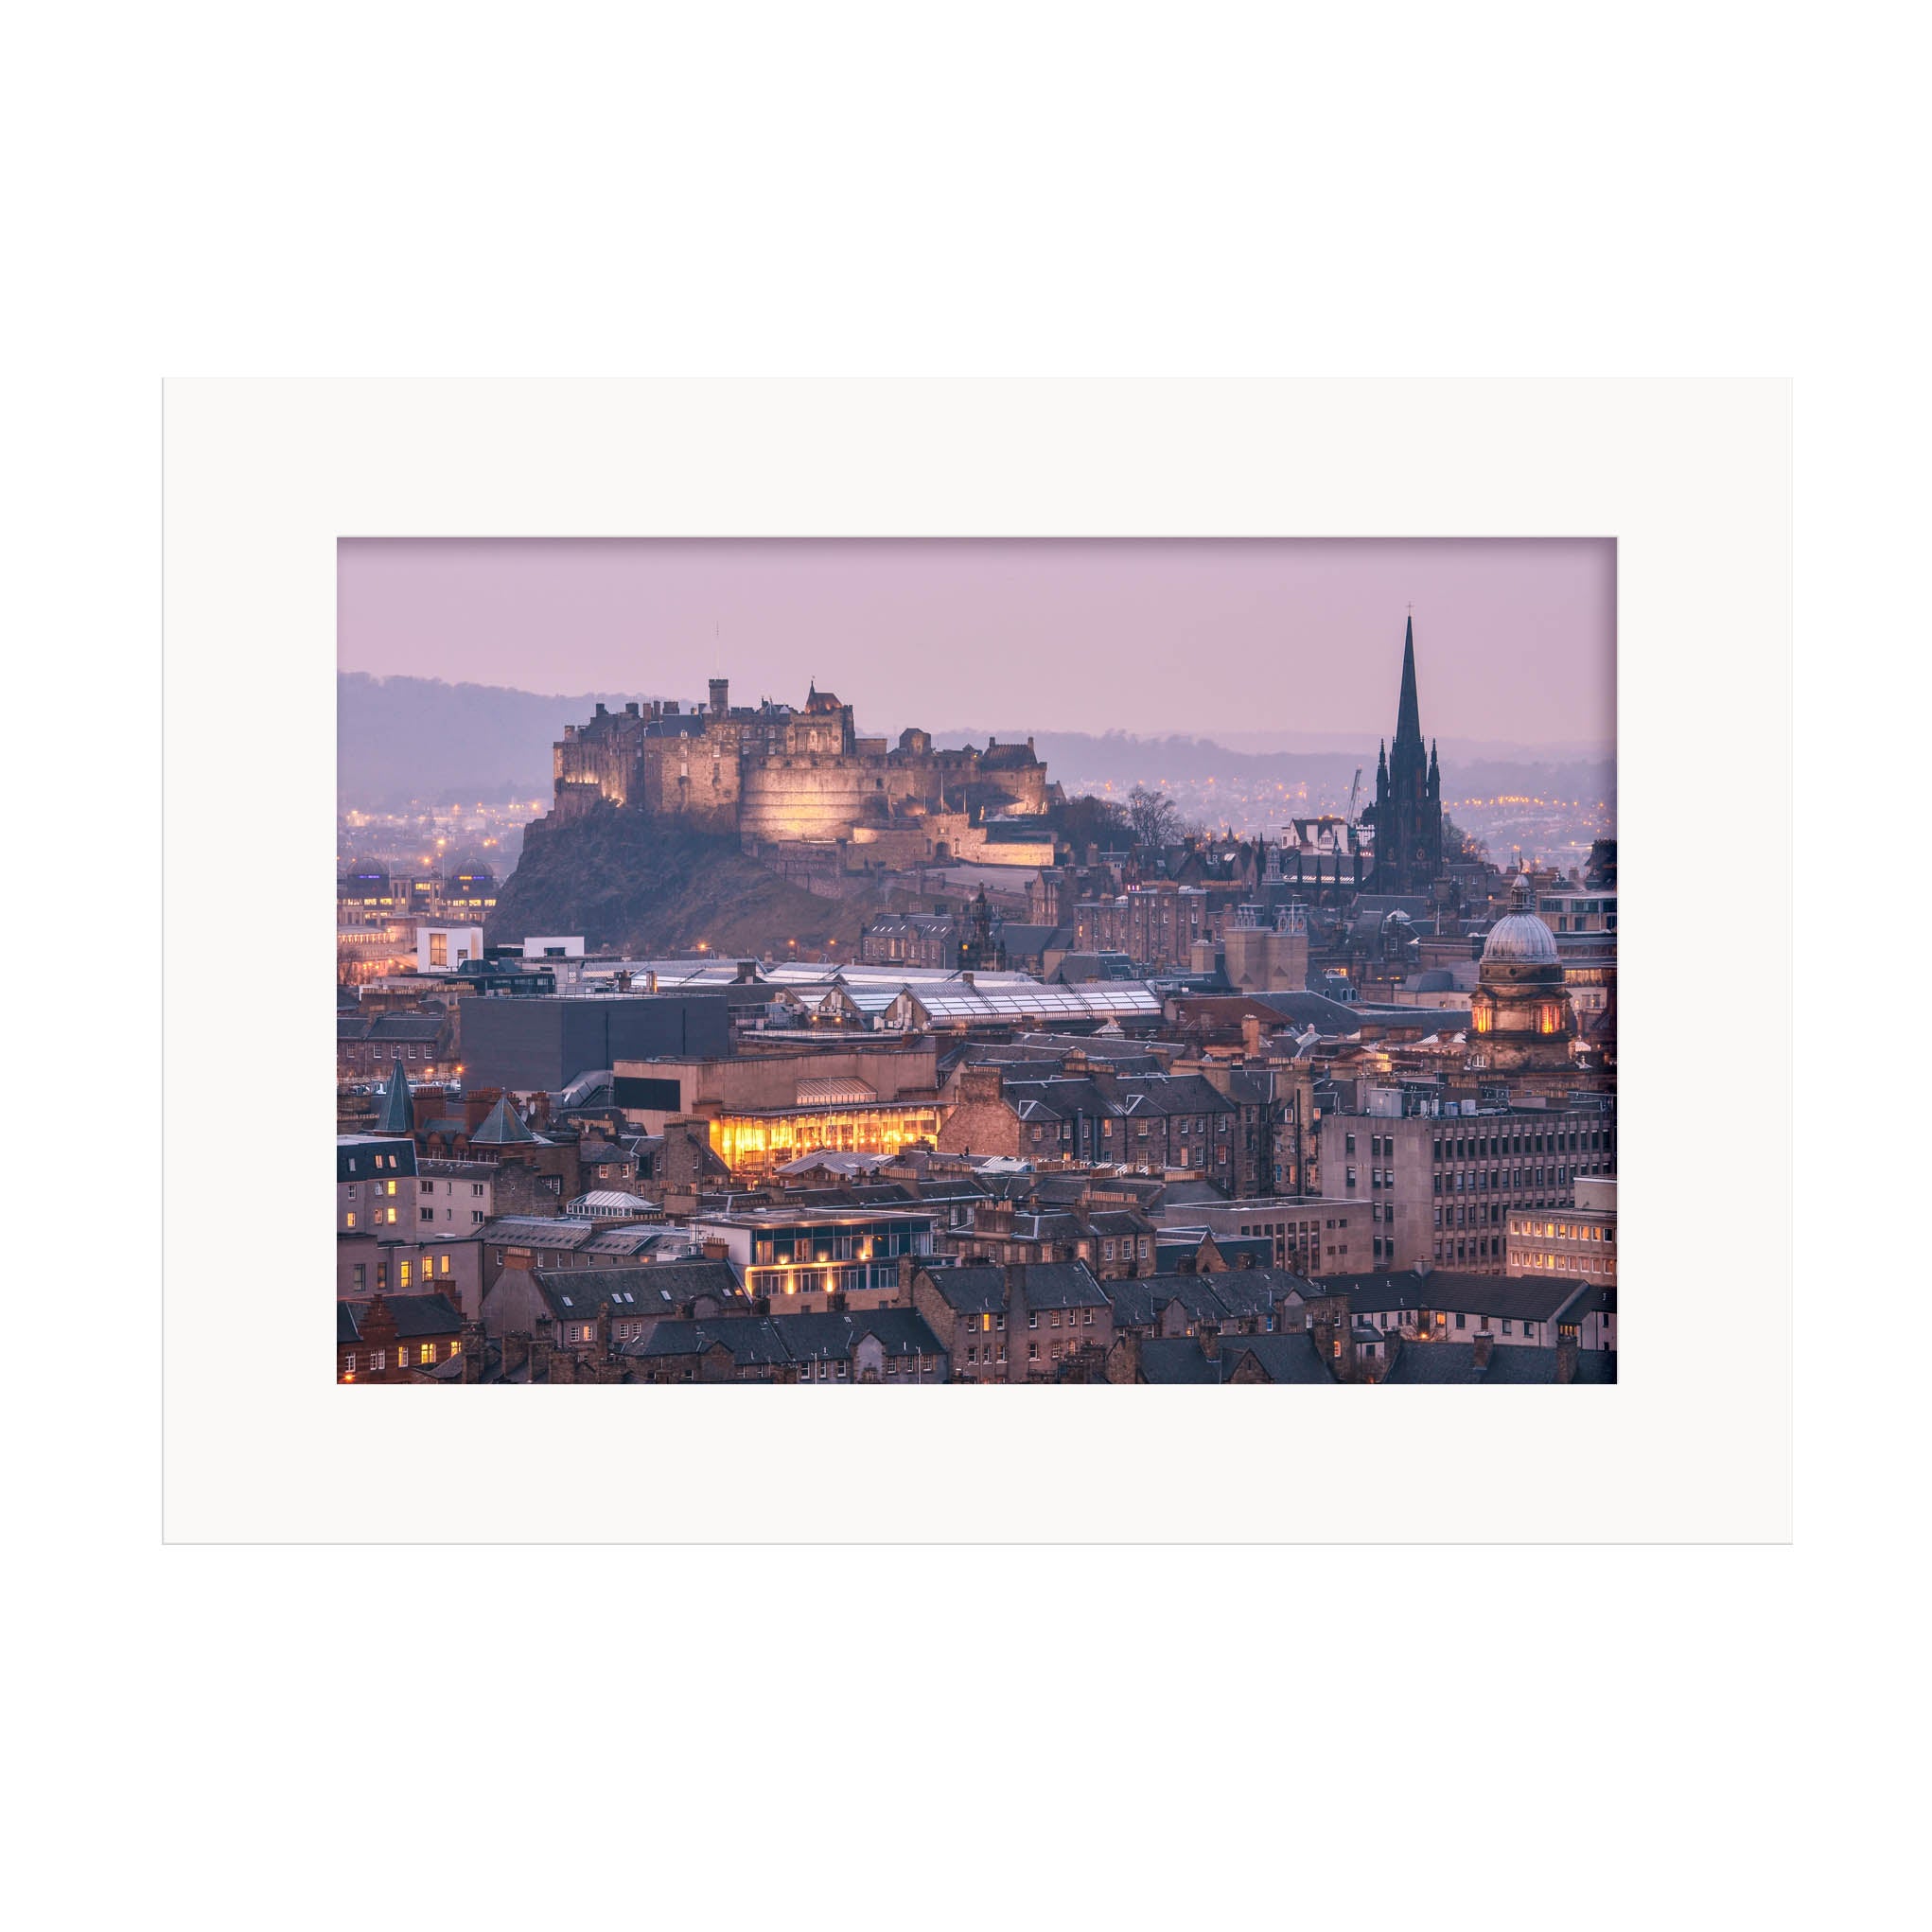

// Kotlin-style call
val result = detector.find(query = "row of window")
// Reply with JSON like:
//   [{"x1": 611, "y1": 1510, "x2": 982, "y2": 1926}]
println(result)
[
  {"x1": 422, "y1": 1206, "x2": 488, "y2": 1224},
  {"x1": 964, "y1": 1308, "x2": 1098, "y2": 1332},
  {"x1": 342, "y1": 1150, "x2": 408, "y2": 1175},
  {"x1": 348, "y1": 1253, "x2": 456, "y2": 1293},
  {"x1": 342, "y1": 1339, "x2": 456, "y2": 1375},
  {"x1": 1512, "y1": 1219, "x2": 1615, "y2": 1243},
  {"x1": 1365, "y1": 1310, "x2": 1537, "y2": 1339},
  {"x1": 1342, "y1": 1127, "x2": 1612, "y2": 1162},
  {"x1": 1518, "y1": 1252, "x2": 1612, "y2": 1274},
  {"x1": 965, "y1": 1339, "x2": 1080, "y2": 1365}
]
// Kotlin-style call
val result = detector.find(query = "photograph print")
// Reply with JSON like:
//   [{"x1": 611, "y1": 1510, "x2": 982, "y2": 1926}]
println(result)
[{"x1": 335, "y1": 537, "x2": 1616, "y2": 1388}]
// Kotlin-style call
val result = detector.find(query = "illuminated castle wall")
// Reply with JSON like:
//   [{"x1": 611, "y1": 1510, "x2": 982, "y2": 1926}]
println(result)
[{"x1": 550, "y1": 680, "x2": 1049, "y2": 847}]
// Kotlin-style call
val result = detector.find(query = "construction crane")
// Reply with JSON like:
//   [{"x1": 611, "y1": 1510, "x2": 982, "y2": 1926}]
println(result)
[{"x1": 1346, "y1": 766, "x2": 1362, "y2": 825}]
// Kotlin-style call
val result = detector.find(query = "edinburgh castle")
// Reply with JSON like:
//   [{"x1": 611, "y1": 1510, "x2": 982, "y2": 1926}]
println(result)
[{"x1": 547, "y1": 678, "x2": 1057, "y2": 863}]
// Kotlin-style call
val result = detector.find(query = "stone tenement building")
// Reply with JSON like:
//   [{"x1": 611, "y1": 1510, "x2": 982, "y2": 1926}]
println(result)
[{"x1": 547, "y1": 678, "x2": 1052, "y2": 847}]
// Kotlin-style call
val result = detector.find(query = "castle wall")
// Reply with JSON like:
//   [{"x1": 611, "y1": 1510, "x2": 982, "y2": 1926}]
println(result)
[
  {"x1": 541, "y1": 696, "x2": 1053, "y2": 847},
  {"x1": 553, "y1": 711, "x2": 645, "y2": 815},
  {"x1": 638, "y1": 726, "x2": 742, "y2": 834},
  {"x1": 739, "y1": 755, "x2": 893, "y2": 840}
]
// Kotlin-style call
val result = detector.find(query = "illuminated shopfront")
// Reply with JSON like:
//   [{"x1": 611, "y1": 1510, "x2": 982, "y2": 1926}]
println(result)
[{"x1": 708, "y1": 1102, "x2": 943, "y2": 1179}]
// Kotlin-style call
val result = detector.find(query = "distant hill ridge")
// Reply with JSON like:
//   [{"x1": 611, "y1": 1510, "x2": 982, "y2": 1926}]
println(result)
[{"x1": 338, "y1": 672, "x2": 1613, "y2": 812}]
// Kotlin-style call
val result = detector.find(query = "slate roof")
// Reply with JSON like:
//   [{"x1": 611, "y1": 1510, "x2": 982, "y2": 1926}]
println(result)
[
  {"x1": 534, "y1": 1260, "x2": 742, "y2": 1319},
  {"x1": 337, "y1": 1135, "x2": 417, "y2": 1184},
  {"x1": 470, "y1": 1097, "x2": 543, "y2": 1147},
  {"x1": 1013, "y1": 1260, "x2": 1108, "y2": 1309},
  {"x1": 1099, "y1": 1278, "x2": 1160, "y2": 1329},
  {"x1": 1560, "y1": 1284, "x2": 1615, "y2": 1322},
  {"x1": 576, "y1": 1141, "x2": 632, "y2": 1168},
  {"x1": 844, "y1": 1308, "x2": 946, "y2": 1358},
  {"x1": 1114, "y1": 1075, "x2": 1237, "y2": 1118},
  {"x1": 478, "y1": 1217, "x2": 597, "y2": 1250},
  {"x1": 339, "y1": 1292, "x2": 463, "y2": 1342},
  {"x1": 627, "y1": 1308, "x2": 944, "y2": 1369},
  {"x1": 1381, "y1": 1343, "x2": 1619, "y2": 1384},
  {"x1": 997, "y1": 923, "x2": 1069, "y2": 957},
  {"x1": 1330, "y1": 1272, "x2": 1585, "y2": 1326},
  {"x1": 1157, "y1": 1179, "x2": 1230, "y2": 1205},
  {"x1": 376, "y1": 1053, "x2": 414, "y2": 1135},
  {"x1": 1151, "y1": 1274, "x2": 1229, "y2": 1324},
  {"x1": 1205, "y1": 1270, "x2": 1291, "y2": 1321},
  {"x1": 630, "y1": 1317, "x2": 792, "y2": 1366},
  {"x1": 1246, "y1": 992, "x2": 1369, "y2": 1034},
  {"x1": 1221, "y1": 1333, "x2": 1335, "y2": 1383},
  {"x1": 922, "y1": 1265, "x2": 1010, "y2": 1314},
  {"x1": 1136, "y1": 1339, "x2": 1222, "y2": 1384},
  {"x1": 360, "y1": 1012, "x2": 447, "y2": 1044}
]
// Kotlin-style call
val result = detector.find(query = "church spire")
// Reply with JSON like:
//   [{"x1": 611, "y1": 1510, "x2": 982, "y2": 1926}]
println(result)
[
  {"x1": 377, "y1": 1052, "x2": 413, "y2": 1136},
  {"x1": 1395, "y1": 614, "x2": 1422, "y2": 749}
]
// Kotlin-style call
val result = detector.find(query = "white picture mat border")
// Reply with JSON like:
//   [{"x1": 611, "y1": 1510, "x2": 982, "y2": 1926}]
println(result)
[{"x1": 162, "y1": 378, "x2": 1790, "y2": 1542}]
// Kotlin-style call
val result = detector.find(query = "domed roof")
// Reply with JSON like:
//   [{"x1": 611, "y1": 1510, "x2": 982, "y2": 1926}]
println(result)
[{"x1": 1482, "y1": 875, "x2": 1559, "y2": 964}]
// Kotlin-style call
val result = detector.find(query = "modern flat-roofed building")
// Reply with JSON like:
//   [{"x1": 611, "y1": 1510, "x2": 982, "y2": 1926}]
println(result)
[
  {"x1": 462, "y1": 991, "x2": 731, "y2": 1093},
  {"x1": 1150, "y1": 1194, "x2": 1367, "y2": 1277},
  {"x1": 614, "y1": 1040, "x2": 942, "y2": 1179},
  {"x1": 1507, "y1": 1174, "x2": 1617, "y2": 1284},
  {"x1": 686, "y1": 1205, "x2": 940, "y2": 1309},
  {"x1": 417, "y1": 924, "x2": 486, "y2": 974},
  {"x1": 1319, "y1": 1087, "x2": 1616, "y2": 1274}
]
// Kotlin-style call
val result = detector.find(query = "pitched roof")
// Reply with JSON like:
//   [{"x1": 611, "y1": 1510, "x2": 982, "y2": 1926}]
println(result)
[
  {"x1": 921, "y1": 1265, "x2": 1009, "y2": 1314},
  {"x1": 470, "y1": 1096, "x2": 542, "y2": 1146},
  {"x1": 631, "y1": 1317, "x2": 792, "y2": 1366},
  {"x1": 340, "y1": 1292, "x2": 463, "y2": 1341},
  {"x1": 1136, "y1": 1339, "x2": 1222, "y2": 1383},
  {"x1": 1222, "y1": 1333, "x2": 1334, "y2": 1383},
  {"x1": 1382, "y1": 1343, "x2": 1618, "y2": 1384},
  {"x1": 337, "y1": 1135, "x2": 417, "y2": 1184},
  {"x1": 1330, "y1": 1271, "x2": 1582, "y2": 1325},
  {"x1": 1015, "y1": 1260, "x2": 1108, "y2": 1308},
  {"x1": 376, "y1": 1054, "x2": 414, "y2": 1135},
  {"x1": 1098, "y1": 1277, "x2": 1160, "y2": 1329},
  {"x1": 533, "y1": 1259, "x2": 742, "y2": 1318}
]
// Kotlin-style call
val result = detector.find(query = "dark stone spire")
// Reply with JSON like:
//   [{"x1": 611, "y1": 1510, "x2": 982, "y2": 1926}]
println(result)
[
  {"x1": 1395, "y1": 615, "x2": 1423, "y2": 752},
  {"x1": 1374, "y1": 614, "x2": 1443, "y2": 897}
]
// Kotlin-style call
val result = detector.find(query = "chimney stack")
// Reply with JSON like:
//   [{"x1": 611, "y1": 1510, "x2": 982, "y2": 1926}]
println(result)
[
  {"x1": 1471, "y1": 1330, "x2": 1495, "y2": 1372},
  {"x1": 1556, "y1": 1332, "x2": 1579, "y2": 1384}
]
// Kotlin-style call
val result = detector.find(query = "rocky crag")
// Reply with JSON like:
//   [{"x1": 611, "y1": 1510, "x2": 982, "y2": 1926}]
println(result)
[{"x1": 487, "y1": 807, "x2": 870, "y2": 959}]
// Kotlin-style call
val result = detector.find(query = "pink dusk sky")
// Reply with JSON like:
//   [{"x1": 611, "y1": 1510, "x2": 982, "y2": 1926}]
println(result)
[{"x1": 338, "y1": 538, "x2": 1615, "y2": 752}]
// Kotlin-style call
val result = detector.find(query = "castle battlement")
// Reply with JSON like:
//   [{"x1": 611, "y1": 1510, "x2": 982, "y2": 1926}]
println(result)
[{"x1": 545, "y1": 678, "x2": 1051, "y2": 851}]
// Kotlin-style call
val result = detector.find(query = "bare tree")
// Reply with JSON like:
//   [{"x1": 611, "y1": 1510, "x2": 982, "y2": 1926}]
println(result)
[{"x1": 1127, "y1": 784, "x2": 1184, "y2": 848}]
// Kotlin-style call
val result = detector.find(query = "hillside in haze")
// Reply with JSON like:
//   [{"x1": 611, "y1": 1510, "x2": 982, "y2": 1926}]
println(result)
[
  {"x1": 338, "y1": 673, "x2": 1613, "y2": 815},
  {"x1": 338, "y1": 674, "x2": 661, "y2": 809}
]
